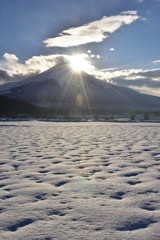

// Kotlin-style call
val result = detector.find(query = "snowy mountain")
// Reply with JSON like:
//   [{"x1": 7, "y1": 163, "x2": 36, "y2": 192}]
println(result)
[{"x1": 0, "y1": 62, "x2": 160, "y2": 115}]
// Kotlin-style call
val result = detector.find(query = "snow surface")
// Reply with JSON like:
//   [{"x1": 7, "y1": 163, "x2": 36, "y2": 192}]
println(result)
[{"x1": 0, "y1": 121, "x2": 160, "y2": 240}]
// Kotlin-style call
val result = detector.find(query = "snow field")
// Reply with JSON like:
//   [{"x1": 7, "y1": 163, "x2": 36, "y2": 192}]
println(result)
[{"x1": 0, "y1": 121, "x2": 160, "y2": 240}]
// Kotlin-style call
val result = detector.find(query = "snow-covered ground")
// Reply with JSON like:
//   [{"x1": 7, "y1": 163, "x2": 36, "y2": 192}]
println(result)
[{"x1": 0, "y1": 121, "x2": 160, "y2": 240}]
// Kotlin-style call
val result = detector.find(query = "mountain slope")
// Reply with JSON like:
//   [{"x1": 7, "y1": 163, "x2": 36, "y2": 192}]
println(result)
[
  {"x1": 0, "y1": 62, "x2": 160, "y2": 114},
  {"x1": 0, "y1": 95, "x2": 43, "y2": 116}
]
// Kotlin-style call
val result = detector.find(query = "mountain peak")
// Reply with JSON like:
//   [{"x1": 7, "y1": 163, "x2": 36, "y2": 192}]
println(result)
[{"x1": 1, "y1": 62, "x2": 160, "y2": 114}]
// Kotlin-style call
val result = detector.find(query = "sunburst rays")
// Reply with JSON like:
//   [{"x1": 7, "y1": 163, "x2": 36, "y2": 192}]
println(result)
[{"x1": 54, "y1": 64, "x2": 92, "y2": 118}]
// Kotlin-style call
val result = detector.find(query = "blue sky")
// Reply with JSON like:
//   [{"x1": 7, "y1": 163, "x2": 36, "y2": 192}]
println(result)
[{"x1": 0, "y1": 0, "x2": 160, "y2": 96}]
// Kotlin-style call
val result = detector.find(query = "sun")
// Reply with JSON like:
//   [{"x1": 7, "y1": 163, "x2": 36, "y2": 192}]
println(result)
[{"x1": 69, "y1": 55, "x2": 90, "y2": 72}]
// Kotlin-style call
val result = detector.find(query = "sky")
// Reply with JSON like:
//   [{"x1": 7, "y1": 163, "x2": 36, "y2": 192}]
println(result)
[{"x1": 0, "y1": 0, "x2": 160, "y2": 96}]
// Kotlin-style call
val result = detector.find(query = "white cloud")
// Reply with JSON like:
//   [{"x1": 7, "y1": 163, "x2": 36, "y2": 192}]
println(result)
[
  {"x1": 153, "y1": 60, "x2": 160, "y2": 63},
  {"x1": 0, "y1": 53, "x2": 25, "y2": 77},
  {"x1": 87, "y1": 50, "x2": 101, "y2": 59},
  {"x1": 3, "y1": 53, "x2": 19, "y2": 62},
  {"x1": 110, "y1": 48, "x2": 115, "y2": 51},
  {"x1": 132, "y1": 0, "x2": 144, "y2": 3},
  {"x1": 136, "y1": 0, "x2": 144, "y2": 3},
  {"x1": 44, "y1": 11, "x2": 140, "y2": 48},
  {"x1": 122, "y1": 10, "x2": 138, "y2": 15},
  {"x1": 0, "y1": 53, "x2": 64, "y2": 78}
]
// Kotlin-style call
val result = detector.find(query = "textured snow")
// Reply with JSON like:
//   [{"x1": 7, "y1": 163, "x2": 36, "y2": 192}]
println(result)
[{"x1": 0, "y1": 121, "x2": 160, "y2": 240}]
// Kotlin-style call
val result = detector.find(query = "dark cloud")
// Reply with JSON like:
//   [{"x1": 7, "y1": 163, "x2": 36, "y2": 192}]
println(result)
[
  {"x1": 0, "y1": 68, "x2": 38, "y2": 86},
  {"x1": 55, "y1": 56, "x2": 70, "y2": 64},
  {"x1": 0, "y1": 69, "x2": 12, "y2": 80},
  {"x1": 0, "y1": 69, "x2": 13, "y2": 84}
]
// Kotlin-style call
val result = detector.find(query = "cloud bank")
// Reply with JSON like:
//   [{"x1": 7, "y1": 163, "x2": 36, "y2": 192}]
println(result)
[
  {"x1": 44, "y1": 11, "x2": 140, "y2": 48},
  {"x1": 0, "y1": 53, "x2": 92, "y2": 84},
  {"x1": 93, "y1": 68, "x2": 160, "y2": 96},
  {"x1": 0, "y1": 53, "x2": 64, "y2": 79}
]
